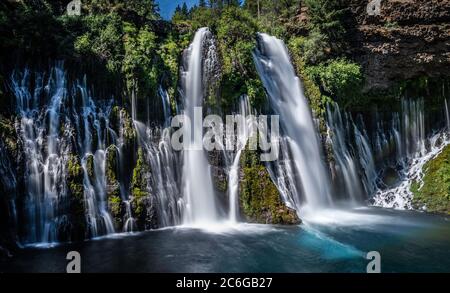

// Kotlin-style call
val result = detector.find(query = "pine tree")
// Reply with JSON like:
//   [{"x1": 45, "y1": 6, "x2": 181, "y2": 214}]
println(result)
[{"x1": 181, "y1": 2, "x2": 189, "y2": 16}]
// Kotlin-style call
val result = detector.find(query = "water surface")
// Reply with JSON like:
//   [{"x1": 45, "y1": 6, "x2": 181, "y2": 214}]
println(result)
[{"x1": 2, "y1": 208, "x2": 449, "y2": 273}]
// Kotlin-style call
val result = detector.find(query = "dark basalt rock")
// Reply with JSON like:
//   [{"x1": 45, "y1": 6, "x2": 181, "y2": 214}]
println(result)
[{"x1": 347, "y1": 0, "x2": 450, "y2": 91}]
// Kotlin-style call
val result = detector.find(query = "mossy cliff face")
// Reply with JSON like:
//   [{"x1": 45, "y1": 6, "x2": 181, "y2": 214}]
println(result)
[
  {"x1": 66, "y1": 155, "x2": 86, "y2": 241},
  {"x1": 411, "y1": 145, "x2": 450, "y2": 215},
  {"x1": 105, "y1": 145, "x2": 124, "y2": 229},
  {"x1": 239, "y1": 150, "x2": 301, "y2": 225},
  {"x1": 85, "y1": 154, "x2": 95, "y2": 181},
  {"x1": 109, "y1": 106, "x2": 136, "y2": 147},
  {"x1": 0, "y1": 115, "x2": 19, "y2": 157},
  {"x1": 130, "y1": 148, "x2": 157, "y2": 230}
]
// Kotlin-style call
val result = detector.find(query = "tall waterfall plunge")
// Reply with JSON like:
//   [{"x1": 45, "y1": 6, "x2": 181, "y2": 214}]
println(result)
[
  {"x1": 180, "y1": 28, "x2": 219, "y2": 225},
  {"x1": 253, "y1": 33, "x2": 332, "y2": 212}
]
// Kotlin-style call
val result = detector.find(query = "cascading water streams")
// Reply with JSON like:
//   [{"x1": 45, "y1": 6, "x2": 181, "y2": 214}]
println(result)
[
  {"x1": 326, "y1": 103, "x2": 364, "y2": 203},
  {"x1": 325, "y1": 97, "x2": 449, "y2": 210},
  {"x1": 401, "y1": 99, "x2": 426, "y2": 158},
  {"x1": 325, "y1": 104, "x2": 378, "y2": 200},
  {"x1": 353, "y1": 119, "x2": 378, "y2": 196},
  {"x1": 253, "y1": 33, "x2": 332, "y2": 213},
  {"x1": 11, "y1": 64, "x2": 116, "y2": 243},
  {"x1": 228, "y1": 95, "x2": 254, "y2": 222},
  {"x1": 372, "y1": 132, "x2": 450, "y2": 209},
  {"x1": 180, "y1": 27, "x2": 219, "y2": 225},
  {"x1": 445, "y1": 99, "x2": 450, "y2": 131},
  {"x1": 135, "y1": 126, "x2": 183, "y2": 227}
]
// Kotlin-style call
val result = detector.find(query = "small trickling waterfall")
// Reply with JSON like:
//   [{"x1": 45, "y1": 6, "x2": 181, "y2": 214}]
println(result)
[
  {"x1": 180, "y1": 28, "x2": 219, "y2": 225},
  {"x1": 253, "y1": 33, "x2": 332, "y2": 212},
  {"x1": 445, "y1": 99, "x2": 450, "y2": 131},
  {"x1": 158, "y1": 86, "x2": 172, "y2": 126},
  {"x1": 228, "y1": 95, "x2": 254, "y2": 223}
]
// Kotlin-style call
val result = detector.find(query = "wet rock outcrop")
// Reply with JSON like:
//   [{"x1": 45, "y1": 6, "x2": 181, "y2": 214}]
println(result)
[{"x1": 239, "y1": 150, "x2": 301, "y2": 225}]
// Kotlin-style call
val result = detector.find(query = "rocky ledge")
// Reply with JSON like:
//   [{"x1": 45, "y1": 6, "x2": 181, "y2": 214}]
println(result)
[{"x1": 348, "y1": 0, "x2": 450, "y2": 90}]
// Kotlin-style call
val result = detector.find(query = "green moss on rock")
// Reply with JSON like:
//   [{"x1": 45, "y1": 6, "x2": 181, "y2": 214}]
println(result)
[
  {"x1": 85, "y1": 154, "x2": 95, "y2": 180},
  {"x1": 105, "y1": 145, "x2": 121, "y2": 210},
  {"x1": 130, "y1": 148, "x2": 157, "y2": 230},
  {"x1": 66, "y1": 155, "x2": 86, "y2": 241},
  {"x1": 0, "y1": 115, "x2": 19, "y2": 156},
  {"x1": 239, "y1": 150, "x2": 301, "y2": 225},
  {"x1": 108, "y1": 195, "x2": 123, "y2": 230},
  {"x1": 105, "y1": 145, "x2": 118, "y2": 184},
  {"x1": 109, "y1": 106, "x2": 136, "y2": 147},
  {"x1": 119, "y1": 108, "x2": 136, "y2": 145},
  {"x1": 411, "y1": 145, "x2": 450, "y2": 215}
]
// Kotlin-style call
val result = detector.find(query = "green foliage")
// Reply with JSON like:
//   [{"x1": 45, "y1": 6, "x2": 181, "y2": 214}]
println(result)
[
  {"x1": 305, "y1": 59, "x2": 363, "y2": 104},
  {"x1": 411, "y1": 145, "x2": 450, "y2": 215},
  {"x1": 75, "y1": 13, "x2": 123, "y2": 73},
  {"x1": 292, "y1": 31, "x2": 329, "y2": 65},
  {"x1": 122, "y1": 23, "x2": 157, "y2": 92},
  {"x1": 216, "y1": 7, "x2": 265, "y2": 110},
  {"x1": 84, "y1": 0, "x2": 160, "y2": 23},
  {"x1": 288, "y1": 37, "x2": 331, "y2": 119},
  {"x1": 188, "y1": 6, "x2": 217, "y2": 31},
  {"x1": 158, "y1": 35, "x2": 183, "y2": 98},
  {"x1": 304, "y1": 0, "x2": 347, "y2": 54},
  {"x1": 244, "y1": 0, "x2": 301, "y2": 37}
]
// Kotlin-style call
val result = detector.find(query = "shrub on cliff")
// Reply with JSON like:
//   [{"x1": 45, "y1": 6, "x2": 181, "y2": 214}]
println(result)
[{"x1": 305, "y1": 59, "x2": 363, "y2": 105}]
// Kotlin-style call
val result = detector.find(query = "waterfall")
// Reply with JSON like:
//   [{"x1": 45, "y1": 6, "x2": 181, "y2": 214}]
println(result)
[
  {"x1": 368, "y1": 98, "x2": 449, "y2": 209},
  {"x1": 326, "y1": 103, "x2": 364, "y2": 203},
  {"x1": 180, "y1": 28, "x2": 218, "y2": 225},
  {"x1": 158, "y1": 86, "x2": 172, "y2": 126},
  {"x1": 445, "y1": 99, "x2": 450, "y2": 131},
  {"x1": 11, "y1": 64, "x2": 116, "y2": 243},
  {"x1": 372, "y1": 132, "x2": 450, "y2": 209},
  {"x1": 228, "y1": 95, "x2": 253, "y2": 222},
  {"x1": 353, "y1": 120, "x2": 377, "y2": 196},
  {"x1": 135, "y1": 126, "x2": 183, "y2": 227},
  {"x1": 325, "y1": 104, "x2": 378, "y2": 200},
  {"x1": 253, "y1": 33, "x2": 332, "y2": 212},
  {"x1": 123, "y1": 200, "x2": 136, "y2": 232},
  {"x1": 402, "y1": 99, "x2": 426, "y2": 158}
]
